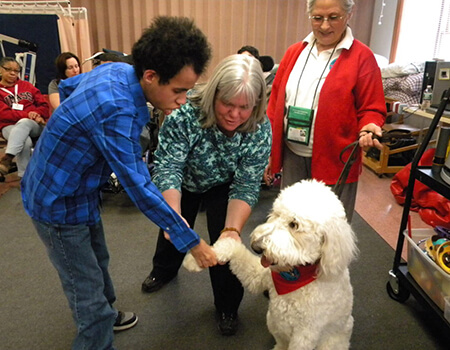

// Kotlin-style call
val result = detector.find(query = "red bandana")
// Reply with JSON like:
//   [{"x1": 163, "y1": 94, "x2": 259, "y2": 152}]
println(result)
[{"x1": 271, "y1": 264, "x2": 318, "y2": 295}]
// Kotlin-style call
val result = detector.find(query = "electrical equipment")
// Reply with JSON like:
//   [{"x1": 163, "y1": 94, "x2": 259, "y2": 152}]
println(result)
[{"x1": 430, "y1": 61, "x2": 450, "y2": 111}]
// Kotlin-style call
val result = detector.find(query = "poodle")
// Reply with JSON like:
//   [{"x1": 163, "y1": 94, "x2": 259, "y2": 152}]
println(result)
[{"x1": 183, "y1": 179, "x2": 358, "y2": 350}]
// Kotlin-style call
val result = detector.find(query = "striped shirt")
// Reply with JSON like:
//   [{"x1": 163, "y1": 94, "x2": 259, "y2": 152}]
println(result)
[{"x1": 21, "y1": 63, "x2": 200, "y2": 252}]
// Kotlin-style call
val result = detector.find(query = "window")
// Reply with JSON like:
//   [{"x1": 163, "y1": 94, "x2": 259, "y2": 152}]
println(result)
[{"x1": 395, "y1": 0, "x2": 450, "y2": 63}]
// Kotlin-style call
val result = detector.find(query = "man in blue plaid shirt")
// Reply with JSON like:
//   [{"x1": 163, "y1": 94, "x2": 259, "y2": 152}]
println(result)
[{"x1": 21, "y1": 16, "x2": 217, "y2": 350}]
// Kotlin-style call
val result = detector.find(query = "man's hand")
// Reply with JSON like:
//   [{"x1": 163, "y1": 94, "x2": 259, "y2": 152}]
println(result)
[{"x1": 190, "y1": 239, "x2": 217, "y2": 269}]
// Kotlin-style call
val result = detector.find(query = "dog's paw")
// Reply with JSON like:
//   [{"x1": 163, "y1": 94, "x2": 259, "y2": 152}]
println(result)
[
  {"x1": 182, "y1": 238, "x2": 243, "y2": 272},
  {"x1": 182, "y1": 253, "x2": 203, "y2": 272},
  {"x1": 213, "y1": 237, "x2": 242, "y2": 263}
]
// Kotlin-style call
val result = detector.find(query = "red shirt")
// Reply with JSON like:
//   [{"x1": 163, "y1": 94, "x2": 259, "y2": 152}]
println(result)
[
  {"x1": 0, "y1": 79, "x2": 49, "y2": 131},
  {"x1": 267, "y1": 40, "x2": 386, "y2": 184}
]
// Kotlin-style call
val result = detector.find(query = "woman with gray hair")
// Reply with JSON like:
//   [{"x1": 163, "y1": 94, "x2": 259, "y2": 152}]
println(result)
[
  {"x1": 141, "y1": 54, "x2": 272, "y2": 336},
  {"x1": 266, "y1": 0, "x2": 386, "y2": 221}
]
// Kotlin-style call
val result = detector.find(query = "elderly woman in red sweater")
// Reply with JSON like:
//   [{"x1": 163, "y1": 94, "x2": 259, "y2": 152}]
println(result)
[
  {"x1": 266, "y1": 0, "x2": 386, "y2": 221},
  {"x1": 0, "y1": 57, "x2": 49, "y2": 177}
]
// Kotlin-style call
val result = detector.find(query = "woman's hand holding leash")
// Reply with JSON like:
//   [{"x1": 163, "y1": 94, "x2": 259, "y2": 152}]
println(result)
[{"x1": 359, "y1": 123, "x2": 383, "y2": 150}]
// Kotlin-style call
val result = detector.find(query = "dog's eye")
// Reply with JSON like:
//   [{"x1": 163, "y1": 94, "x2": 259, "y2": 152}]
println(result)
[{"x1": 289, "y1": 221, "x2": 298, "y2": 230}]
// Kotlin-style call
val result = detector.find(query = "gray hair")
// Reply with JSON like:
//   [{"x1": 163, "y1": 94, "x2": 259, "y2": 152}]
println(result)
[
  {"x1": 306, "y1": 0, "x2": 355, "y2": 14},
  {"x1": 190, "y1": 54, "x2": 266, "y2": 133}
]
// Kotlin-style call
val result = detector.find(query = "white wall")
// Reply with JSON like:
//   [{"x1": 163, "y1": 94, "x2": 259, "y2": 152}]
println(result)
[{"x1": 369, "y1": 0, "x2": 398, "y2": 62}]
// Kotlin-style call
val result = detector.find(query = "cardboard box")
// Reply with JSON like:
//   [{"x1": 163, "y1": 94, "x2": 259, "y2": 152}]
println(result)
[{"x1": 405, "y1": 229, "x2": 450, "y2": 311}]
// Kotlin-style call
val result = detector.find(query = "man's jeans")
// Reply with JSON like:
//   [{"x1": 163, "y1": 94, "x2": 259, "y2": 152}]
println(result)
[{"x1": 32, "y1": 219, "x2": 117, "y2": 350}]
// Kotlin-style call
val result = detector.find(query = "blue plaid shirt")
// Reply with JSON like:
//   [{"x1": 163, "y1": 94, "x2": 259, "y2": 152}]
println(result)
[{"x1": 21, "y1": 63, "x2": 200, "y2": 252}]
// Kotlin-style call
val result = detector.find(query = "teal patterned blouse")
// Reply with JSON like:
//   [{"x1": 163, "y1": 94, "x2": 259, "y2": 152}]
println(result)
[{"x1": 152, "y1": 101, "x2": 272, "y2": 208}]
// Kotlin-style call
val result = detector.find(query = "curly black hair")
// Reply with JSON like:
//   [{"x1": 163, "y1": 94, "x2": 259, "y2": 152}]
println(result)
[{"x1": 132, "y1": 16, "x2": 211, "y2": 84}]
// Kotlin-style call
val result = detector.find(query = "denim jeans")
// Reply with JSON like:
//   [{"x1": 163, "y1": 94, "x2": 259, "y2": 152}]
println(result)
[{"x1": 32, "y1": 218, "x2": 117, "y2": 350}]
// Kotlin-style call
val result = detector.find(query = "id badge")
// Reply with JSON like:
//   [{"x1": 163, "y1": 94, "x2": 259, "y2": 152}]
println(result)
[
  {"x1": 286, "y1": 106, "x2": 314, "y2": 145},
  {"x1": 12, "y1": 103, "x2": 23, "y2": 111}
]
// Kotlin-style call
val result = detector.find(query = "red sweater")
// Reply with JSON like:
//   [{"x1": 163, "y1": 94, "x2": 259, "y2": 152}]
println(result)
[
  {"x1": 267, "y1": 40, "x2": 386, "y2": 184},
  {"x1": 0, "y1": 79, "x2": 50, "y2": 131}
]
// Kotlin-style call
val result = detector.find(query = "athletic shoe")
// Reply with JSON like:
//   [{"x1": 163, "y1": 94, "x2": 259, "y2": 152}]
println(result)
[{"x1": 113, "y1": 311, "x2": 138, "y2": 332}]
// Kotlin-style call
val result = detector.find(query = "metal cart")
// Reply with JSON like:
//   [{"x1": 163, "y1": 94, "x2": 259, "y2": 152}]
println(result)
[{"x1": 386, "y1": 89, "x2": 450, "y2": 329}]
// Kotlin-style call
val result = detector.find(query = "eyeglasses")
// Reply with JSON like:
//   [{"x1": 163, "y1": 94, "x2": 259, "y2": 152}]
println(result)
[
  {"x1": 1, "y1": 66, "x2": 21, "y2": 74},
  {"x1": 309, "y1": 15, "x2": 345, "y2": 25}
]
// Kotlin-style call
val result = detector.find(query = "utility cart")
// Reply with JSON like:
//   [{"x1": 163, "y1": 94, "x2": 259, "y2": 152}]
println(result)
[{"x1": 386, "y1": 89, "x2": 450, "y2": 329}]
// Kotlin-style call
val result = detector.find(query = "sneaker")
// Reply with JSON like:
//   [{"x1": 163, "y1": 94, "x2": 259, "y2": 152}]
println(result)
[
  {"x1": 113, "y1": 311, "x2": 138, "y2": 332},
  {"x1": 216, "y1": 311, "x2": 238, "y2": 336},
  {"x1": 0, "y1": 155, "x2": 13, "y2": 175}
]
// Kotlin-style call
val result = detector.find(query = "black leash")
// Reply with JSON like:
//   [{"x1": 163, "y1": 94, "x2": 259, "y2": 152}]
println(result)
[
  {"x1": 332, "y1": 140, "x2": 360, "y2": 199},
  {"x1": 332, "y1": 129, "x2": 407, "y2": 198}
]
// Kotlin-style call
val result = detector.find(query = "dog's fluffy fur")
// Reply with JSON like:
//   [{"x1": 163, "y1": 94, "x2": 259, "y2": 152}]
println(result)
[{"x1": 184, "y1": 180, "x2": 358, "y2": 350}]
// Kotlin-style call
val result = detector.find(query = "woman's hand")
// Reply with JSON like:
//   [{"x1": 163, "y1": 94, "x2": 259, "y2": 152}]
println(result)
[
  {"x1": 358, "y1": 123, "x2": 383, "y2": 150},
  {"x1": 263, "y1": 156, "x2": 273, "y2": 186},
  {"x1": 218, "y1": 230, "x2": 241, "y2": 264},
  {"x1": 28, "y1": 111, "x2": 40, "y2": 120},
  {"x1": 35, "y1": 116, "x2": 47, "y2": 125},
  {"x1": 219, "y1": 230, "x2": 242, "y2": 242},
  {"x1": 28, "y1": 112, "x2": 46, "y2": 126}
]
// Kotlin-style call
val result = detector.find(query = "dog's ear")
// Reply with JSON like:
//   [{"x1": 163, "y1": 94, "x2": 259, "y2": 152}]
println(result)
[{"x1": 318, "y1": 218, "x2": 358, "y2": 276}]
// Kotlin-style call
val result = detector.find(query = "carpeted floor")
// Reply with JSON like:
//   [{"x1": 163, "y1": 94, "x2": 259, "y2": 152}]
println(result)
[{"x1": 1, "y1": 186, "x2": 449, "y2": 349}]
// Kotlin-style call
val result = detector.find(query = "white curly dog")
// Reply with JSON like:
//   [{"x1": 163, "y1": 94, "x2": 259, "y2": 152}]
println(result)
[{"x1": 183, "y1": 180, "x2": 358, "y2": 350}]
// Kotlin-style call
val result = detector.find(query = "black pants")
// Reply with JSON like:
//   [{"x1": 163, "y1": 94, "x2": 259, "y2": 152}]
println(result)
[{"x1": 151, "y1": 182, "x2": 244, "y2": 314}]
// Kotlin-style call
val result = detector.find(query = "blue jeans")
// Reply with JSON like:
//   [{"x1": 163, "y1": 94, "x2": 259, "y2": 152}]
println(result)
[{"x1": 32, "y1": 219, "x2": 117, "y2": 350}]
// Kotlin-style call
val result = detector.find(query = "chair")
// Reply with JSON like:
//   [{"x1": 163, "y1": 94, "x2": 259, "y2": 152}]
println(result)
[
  {"x1": 362, "y1": 97, "x2": 436, "y2": 177},
  {"x1": 362, "y1": 121, "x2": 434, "y2": 177}
]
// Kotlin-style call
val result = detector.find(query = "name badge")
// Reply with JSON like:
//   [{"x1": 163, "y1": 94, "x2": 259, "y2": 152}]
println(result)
[
  {"x1": 12, "y1": 103, "x2": 24, "y2": 111},
  {"x1": 286, "y1": 106, "x2": 314, "y2": 145}
]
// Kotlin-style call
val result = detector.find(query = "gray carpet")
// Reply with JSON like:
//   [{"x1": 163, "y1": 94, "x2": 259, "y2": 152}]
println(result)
[{"x1": 1, "y1": 186, "x2": 449, "y2": 350}]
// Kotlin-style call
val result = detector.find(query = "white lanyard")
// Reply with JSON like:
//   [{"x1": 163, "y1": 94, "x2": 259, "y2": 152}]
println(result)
[
  {"x1": 0, "y1": 84, "x2": 18, "y2": 104},
  {"x1": 1, "y1": 84, "x2": 24, "y2": 110}
]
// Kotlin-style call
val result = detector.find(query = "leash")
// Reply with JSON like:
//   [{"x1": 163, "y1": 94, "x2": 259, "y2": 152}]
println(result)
[
  {"x1": 332, "y1": 140, "x2": 359, "y2": 199},
  {"x1": 333, "y1": 130, "x2": 407, "y2": 198}
]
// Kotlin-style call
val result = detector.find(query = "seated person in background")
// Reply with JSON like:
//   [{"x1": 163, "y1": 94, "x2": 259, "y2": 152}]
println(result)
[
  {"x1": 141, "y1": 54, "x2": 272, "y2": 336},
  {"x1": 91, "y1": 52, "x2": 124, "y2": 68},
  {"x1": 48, "y1": 52, "x2": 81, "y2": 110},
  {"x1": 0, "y1": 57, "x2": 50, "y2": 177},
  {"x1": 237, "y1": 45, "x2": 260, "y2": 60}
]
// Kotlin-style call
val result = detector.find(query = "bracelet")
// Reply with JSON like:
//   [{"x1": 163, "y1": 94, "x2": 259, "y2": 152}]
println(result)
[{"x1": 220, "y1": 227, "x2": 241, "y2": 236}]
